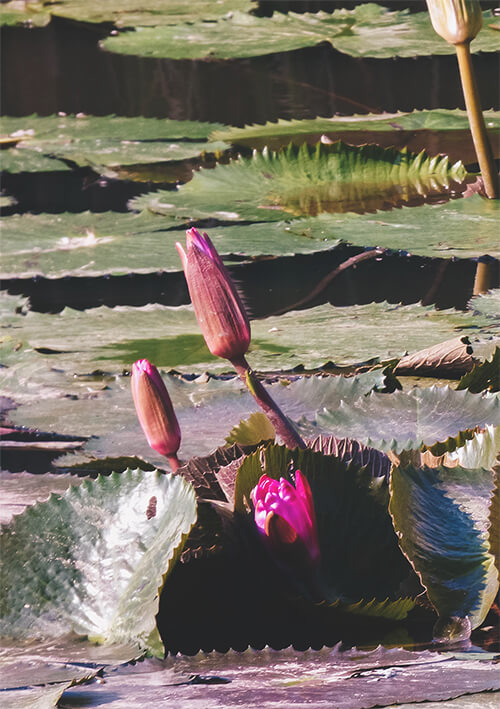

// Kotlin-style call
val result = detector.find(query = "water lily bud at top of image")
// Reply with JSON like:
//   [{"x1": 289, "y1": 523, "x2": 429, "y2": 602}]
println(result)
[
  {"x1": 131, "y1": 359, "x2": 181, "y2": 458},
  {"x1": 426, "y1": 0, "x2": 482, "y2": 45},
  {"x1": 176, "y1": 227, "x2": 251, "y2": 361},
  {"x1": 251, "y1": 470, "x2": 320, "y2": 566}
]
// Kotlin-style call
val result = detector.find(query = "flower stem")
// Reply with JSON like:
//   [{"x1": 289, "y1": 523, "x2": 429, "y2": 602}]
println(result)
[
  {"x1": 167, "y1": 454, "x2": 182, "y2": 472},
  {"x1": 455, "y1": 41, "x2": 498, "y2": 199},
  {"x1": 230, "y1": 355, "x2": 306, "y2": 450}
]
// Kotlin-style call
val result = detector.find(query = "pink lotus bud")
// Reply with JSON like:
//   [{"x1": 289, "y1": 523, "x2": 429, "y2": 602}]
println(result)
[
  {"x1": 131, "y1": 359, "x2": 181, "y2": 458},
  {"x1": 251, "y1": 470, "x2": 320, "y2": 565},
  {"x1": 176, "y1": 228, "x2": 250, "y2": 360}
]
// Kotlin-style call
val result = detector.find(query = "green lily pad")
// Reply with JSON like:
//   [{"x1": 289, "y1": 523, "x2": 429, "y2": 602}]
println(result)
[
  {"x1": 1, "y1": 681, "x2": 78, "y2": 709},
  {"x1": 316, "y1": 386, "x2": 500, "y2": 454},
  {"x1": 234, "y1": 444, "x2": 415, "y2": 617},
  {"x1": 469, "y1": 289, "x2": 500, "y2": 319},
  {"x1": 0, "y1": 0, "x2": 256, "y2": 28},
  {"x1": 0, "y1": 469, "x2": 197, "y2": 655},
  {"x1": 457, "y1": 347, "x2": 500, "y2": 393},
  {"x1": 389, "y1": 464, "x2": 499, "y2": 632},
  {"x1": 1, "y1": 343, "x2": 391, "y2": 468},
  {"x1": 266, "y1": 195, "x2": 500, "y2": 260},
  {"x1": 211, "y1": 109, "x2": 500, "y2": 159},
  {"x1": 2, "y1": 293, "x2": 499, "y2": 374},
  {"x1": 130, "y1": 141, "x2": 468, "y2": 220},
  {"x1": 0, "y1": 114, "x2": 226, "y2": 175},
  {"x1": 0, "y1": 211, "x2": 345, "y2": 279},
  {"x1": 101, "y1": 6, "x2": 500, "y2": 60}
]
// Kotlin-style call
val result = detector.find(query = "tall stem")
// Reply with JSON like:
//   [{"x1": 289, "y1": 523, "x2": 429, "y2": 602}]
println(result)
[
  {"x1": 455, "y1": 41, "x2": 498, "y2": 199},
  {"x1": 230, "y1": 355, "x2": 306, "y2": 450}
]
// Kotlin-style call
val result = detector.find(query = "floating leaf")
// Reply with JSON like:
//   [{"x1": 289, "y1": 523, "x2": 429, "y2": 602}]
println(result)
[
  {"x1": 446, "y1": 425, "x2": 500, "y2": 470},
  {"x1": 225, "y1": 412, "x2": 275, "y2": 447},
  {"x1": 235, "y1": 444, "x2": 415, "y2": 616},
  {"x1": 266, "y1": 195, "x2": 500, "y2": 259},
  {"x1": 211, "y1": 109, "x2": 500, "y2": 154},
  {"x1": 389, "y1": 464, "x2": 499, "y2": 633},
  {"x1": 56, "y1": 645, "x2": 500, "y2": 708},
  {"x1": 316, "y1": 386, "x2": 500, "y2": 455},
  {"x1": 0, "y1": 212, "x2": 345, "y2": 279},
  {"x1": 457, "y1": 347, "x2": 500, "y2": 393},
  {"x1": 469, "y1": 289, "x2": 500, "y2": 319},
  {"x1": 0, "y1": 469, "x2": 197, "y2": 656},
  {"x1": 101, "y1": 6, "x2": 500, "y2": 60},
  {"x1": 0, "y1": 114, "x2": 226, "y2": 175},
  {"x1": 130, "y1": 142, "x2": 468, "y2": 221},
  {"x1": 2, "y1": 294, "x2": 498, "y2": 374}
]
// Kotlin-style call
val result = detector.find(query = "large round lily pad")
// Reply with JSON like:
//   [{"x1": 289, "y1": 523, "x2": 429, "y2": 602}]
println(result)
[{"x1": 101, "y1": 6, "x2": 500, "y2": 60}]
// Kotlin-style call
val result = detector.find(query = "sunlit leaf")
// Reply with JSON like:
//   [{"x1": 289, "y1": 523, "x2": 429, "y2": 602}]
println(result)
[
  {"x1": 469, "y1": 289, "x2": 500, "y2": 319},
  {"x1": 258, "y1": 195, "x2": 500, "y2": 260},
  {"x1": 0, "y1": 212, "x2": 345, "y2": 279},
  {"x1": 316, "y1": 386, "x2": 500, "y2": 455},
  {"x1": 225, "y1": 412, "x2": 275, "y2": 446},
  {"x1": 130, "y1": 141, "x2": 468, "y2": 220},
  {"x1": 101, "y1": 6, "x2": 500, "y2": 59},
  {"x1": 0, "y1": 469, "x2": 197, "y2": 656},
  {"x1": 389, "y1": 464, "x2": 499, "y2": 633},
  {"x1": 0, "y1": 114, "x2": 226, "y2": 175},
  {"x1": 211, "y1": 109, "x2": 500, "y2": 159},
  {"x1": 457, "y1": 347, "x2": 500, "y2": 393},
  {"x1": 2, "y1": 294, "x2": 498, "y2": 374},
  {"x1": 1, "y1": 0, "x2": 256, "y2": 28}
]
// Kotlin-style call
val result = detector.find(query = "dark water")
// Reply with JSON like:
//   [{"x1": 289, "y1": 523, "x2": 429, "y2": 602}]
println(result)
[{"x1": 2, "y1": 15, "x2": 499, "y2": 123}]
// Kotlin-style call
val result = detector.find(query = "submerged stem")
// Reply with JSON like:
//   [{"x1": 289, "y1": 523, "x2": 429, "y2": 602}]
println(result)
[
  {"x1": 455, "y1": 41, "x2": 498, "y2": 199},
  {"x1": 230, "y1": 355, "x2": 306, "y2": 450}
]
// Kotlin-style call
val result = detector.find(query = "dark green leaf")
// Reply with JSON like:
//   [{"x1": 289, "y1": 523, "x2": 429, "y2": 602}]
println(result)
[{"x1": 234, "y1": 444, "x2": 415, "y2": 615}]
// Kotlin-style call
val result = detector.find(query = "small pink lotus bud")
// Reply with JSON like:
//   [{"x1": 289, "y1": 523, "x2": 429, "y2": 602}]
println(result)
[
  {"x1": 131, "y1": 359, "x2": 181, "y2": 459},
  {"x1": 176, "y1": 228, "x2": 250, "y2": 361},
  {"x1": 251, "y1": 470, "x2": 320, "y2": 565}
]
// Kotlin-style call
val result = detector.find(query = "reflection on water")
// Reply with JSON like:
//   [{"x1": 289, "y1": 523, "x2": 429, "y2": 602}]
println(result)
[{"x1": 274, "y1": 175, "x2": 473, "y2": 216}]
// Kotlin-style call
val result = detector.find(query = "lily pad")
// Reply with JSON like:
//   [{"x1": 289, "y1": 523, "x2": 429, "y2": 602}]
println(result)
[
  {"x1": 2, "y1": 294, "x2": 499, "y2": 374},
  {"x1": 469, "y1": 289, "x2": 500, "y2": 319},
  {"x1": 457, "y1": 347, "x2": 500, "y2": 393},
  {"x1": 316, "y1": 386, "x2": 500, "y2": 455},
  {"x1": 0, "y1": 469, "x2": 197, "y2": 655},
  {"x1": 101, "y1": 6, "x2": 500, "y2": 60},
  {"x1": 234, "y1": 443, "x2": 415, "y2": 616},
  {"x1": 212, "y1": 109, "x2": 500, "y2": 160},
  {"x1": 57, "y1": 647, "x2": 500, "y2": 709},
  {"x1": 0, "y1": 114, "x2": 226, "y2": 175},
  {"x1": 0, "y1": 0, "x2": 256, "y2": 28},
  {"x1": 130, "y1": 141, "x2": 468, "y2": 220},
  {"x1": 0, "y1": 211, "x2": 345, "y2": 279},
  {"x1": 269, "y1": 195, "x2": 500, "y2": 260},
  {"x1": 446, "y1": 425, "x2": 500, "y2": 471},
  {"x1": 1, "y1": 349, "x2": 392, "y2": 469},
  {"x1": 389, "y1": 464, "x2": 499, "y2": 632}
]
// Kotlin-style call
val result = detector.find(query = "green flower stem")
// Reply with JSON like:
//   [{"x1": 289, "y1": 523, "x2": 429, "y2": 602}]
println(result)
[
  {"x1": 455, "y1": 41, "x2": 498, "y2": 199},
  {"x1": 230, "y1": 355, "x2": 306, "y2": 450}
]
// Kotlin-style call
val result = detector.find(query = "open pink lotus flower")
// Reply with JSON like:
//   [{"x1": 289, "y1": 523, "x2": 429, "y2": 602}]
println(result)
[
  {"x1": 176, "y1": 228, "x2": 251, "y2": 361},
  {"x1": 131, "y1": 359, "x2": 181, "y2": 461},
  {"x1": 251, "y1": 470, "x2": 320, "y2": 565}
]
